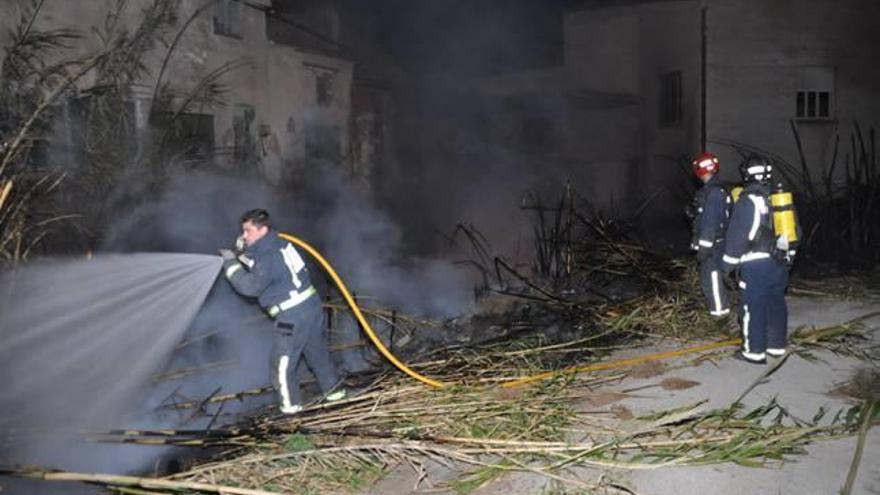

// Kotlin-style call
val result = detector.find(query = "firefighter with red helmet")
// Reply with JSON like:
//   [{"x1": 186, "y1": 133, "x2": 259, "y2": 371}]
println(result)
[{"x1": 689, "y1": 152, "x2": 732, "y2": 317}]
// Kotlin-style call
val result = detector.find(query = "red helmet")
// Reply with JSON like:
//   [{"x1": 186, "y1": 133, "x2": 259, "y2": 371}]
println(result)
[{"x1": 692, "y1": 152, "x2": 720, "y2": 179}]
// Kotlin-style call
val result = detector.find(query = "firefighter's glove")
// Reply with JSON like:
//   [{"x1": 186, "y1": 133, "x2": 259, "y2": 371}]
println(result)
[
  {"x1": 234, "y1": 235, "x2": 246, "y2": 253},
  {"x1": 772, "y1": 235, "x2": 795, "y2": 266},
  {"x1": 218, "y1": 249, "x2": 236, "y2": 261},
  {"x1": 775, "y1": 235, "x2": 789, "y2": 252}
]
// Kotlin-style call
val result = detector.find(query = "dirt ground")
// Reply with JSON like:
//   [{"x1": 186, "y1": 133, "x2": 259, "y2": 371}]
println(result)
[{"x1": 364, "y1": 296, "x2": 880, "y2": 495}]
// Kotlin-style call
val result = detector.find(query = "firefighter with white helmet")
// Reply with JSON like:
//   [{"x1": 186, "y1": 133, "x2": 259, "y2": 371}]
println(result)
[
  {"x1": 689, "y1": 151, "x2": 732, "y2": 318},
  {"x1": 722, "y1": 156, "x2": 799, "y2": 364}
]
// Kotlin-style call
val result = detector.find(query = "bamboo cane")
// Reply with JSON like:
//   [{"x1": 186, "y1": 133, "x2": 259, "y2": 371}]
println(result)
[
  {"x1": 0, "y1": 468, "x2": 279, "y2": 495},
  {"x1": 0, "y1": 180, "x2": 12, "y2": 213}
]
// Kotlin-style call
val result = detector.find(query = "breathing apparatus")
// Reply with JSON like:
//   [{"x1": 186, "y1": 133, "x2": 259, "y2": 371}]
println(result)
[
  {"x1": 770, "y1": 182, "x2": 798, "y2": 247},
  {"x1": 730, "y1": 185, "x2": 743, "y2": 203},
  {"x1": 739, "y1": 156, "x2": 799, "y2": 262}
]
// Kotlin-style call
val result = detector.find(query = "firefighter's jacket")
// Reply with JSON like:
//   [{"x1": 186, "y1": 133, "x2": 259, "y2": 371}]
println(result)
[
  {"x1": 691, "y1": 174, "x2": 730, "y2": 258},
  {"x1": 722, "y1": 182, "x2": 776, "y2": 272},
  {"x1": 223, "y1": 231, "x2": 317, "y2": 321}
]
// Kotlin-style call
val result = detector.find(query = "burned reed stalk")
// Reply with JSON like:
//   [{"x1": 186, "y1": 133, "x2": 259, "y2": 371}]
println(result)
[
  {"x1": 790, "y1": 120, "x2": 880, "y2": 267},
  {"x1": 840, "y1": 400, "x2": 876, "y2": 495},
  {"x1": 75, "y1": 284, "x2": 875, "y2": 495},
  {"x1": 0, "y1": 467, "x2": 279, "y2": 495}
]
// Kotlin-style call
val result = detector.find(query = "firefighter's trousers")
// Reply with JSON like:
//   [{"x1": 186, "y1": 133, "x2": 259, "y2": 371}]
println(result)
[
  {"x1": 738, "y1": 258, "x2": 790, "y2": 361},
  {"x1": 699, "y1": 248, "x2": 730, "y2": 317},
  {"x1": 271, "y1": 297, "x2": 340, "y2": 408}
]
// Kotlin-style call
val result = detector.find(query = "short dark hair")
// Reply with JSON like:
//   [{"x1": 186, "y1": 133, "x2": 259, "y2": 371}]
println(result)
[{"x1": 240, "y1": 209, "x2": 271, "y2": 228}]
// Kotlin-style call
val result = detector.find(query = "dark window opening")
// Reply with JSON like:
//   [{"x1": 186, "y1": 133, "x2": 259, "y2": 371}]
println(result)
[
  {"x1": 796, "y1": 90, "x2": 831, "y2": 119},
  {"x1": 305, "y1": 125, "x2": 341, "y2": 163},
  {"x1": 174, "y1": 113, "x2": 215, "y2": 160},
  {"x1": 266, "y1": 3, "x2": 342, "y2": 54},
  {"x1": 152, "y1": 112, "x2": 215, "y2": 160},
  {"x1": 316, "y1": 74, "x2": 333, "y2": 107},
  {"x1": 233, "y1": 104, "x2": 256, "y2": 165},
  {"x1": 659, "y1": 70, "x2": 683, "y2": 127},
  {"x1": 167, "y1": 114, "x2": 214, "y2": 160},
  {"x1": 214, "y1": 0, "x2": 241, "y2": 38},
  {"x1": 29, "y1": 96, "x2": 89, "y2": 170}
]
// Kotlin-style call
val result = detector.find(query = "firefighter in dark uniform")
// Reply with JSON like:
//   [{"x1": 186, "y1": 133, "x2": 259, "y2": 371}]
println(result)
[
  {"x1": 722, "y1": 157, "x2": 798, "y2": 364},
  {"x1": 690, "y1": 152, "x2": 732, "y2": 317},
  {"x1": 220, "y1": 209, "x2": 346, "y2": 414}
]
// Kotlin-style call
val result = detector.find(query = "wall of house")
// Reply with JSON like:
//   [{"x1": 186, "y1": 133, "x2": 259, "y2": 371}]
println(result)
[
  {"x1": 336, "y1": 4, "x2": 397, "y2": 183},
  {"x1": 564, "y1": 1, "x2": 701, "y2": 228},
  {"x1": 705, "y1": 0, "x2": 880, "y2": 184},
  {"x1": 634, "y1": 0, "x2": 701, "y2": 240},
  {"x1": 563, "y1": 0, "x2": 880, "y2": 246},
  {"x1": 564, "y1": 10, "x2": 640, "y2": 95},
  {"x1": 0, "y1": 0, "x2": 354, "y2": 185}
]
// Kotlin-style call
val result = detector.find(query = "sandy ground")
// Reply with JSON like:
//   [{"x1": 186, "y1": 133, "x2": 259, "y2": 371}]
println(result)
[{"x1": 366, "y1": 296, "x2": 880, "y2": 494}]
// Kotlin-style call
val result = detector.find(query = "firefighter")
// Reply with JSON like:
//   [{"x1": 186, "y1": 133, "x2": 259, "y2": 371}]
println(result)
[
  {"x1": 722, "y1": 157, "x2": 798, "y2": 364},
  {"x1": 220, "y1": 209, "x2": 346, "y2": 414},
  {"x1": 690, "y1": 152, "x2": 732, "y2": 317}
]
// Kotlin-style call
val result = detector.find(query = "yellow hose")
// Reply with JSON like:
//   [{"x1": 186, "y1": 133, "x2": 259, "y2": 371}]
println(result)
[
  {"x1": 278, "y1": 232, "x2": 445, "y2": 389},
  {"x1": 279, "y1": 234, "x2": 742, "y2": 391},
  {"x1": 501, "y1": 338, "x2": 742, "y2": 389}
]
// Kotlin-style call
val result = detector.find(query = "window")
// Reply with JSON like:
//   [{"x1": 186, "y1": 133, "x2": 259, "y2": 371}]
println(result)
[
  {"x1": 795, "y1": 67, "x2": 834, "y2": 120},
  {"x1": 214, "y1": 0, "x2": 241, "y2": 38},
  {"x1": 316, "y1": 73, "x2": 333, "y2": 107},
  {"x1": 233, "y1": 104, "x2": 255, "y2": 164},
  {"x1": 171, "y1": 113, "x2": 215, "y2": 160},
  {"x1": 659, "y1": 71, "x2": 683, "y2": 127},
  {"x1": 305, "y1": 125, "x2": 341, "y2": 163},
  {"x1": 796, "y1": 90, "x2": 831, "y2": 119},
  {"x1": 153, "y1": 112, "x2": 215, "y2": 160}
]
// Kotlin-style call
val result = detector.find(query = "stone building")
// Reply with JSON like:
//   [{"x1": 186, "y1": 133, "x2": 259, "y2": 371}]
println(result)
[
  {"x1": 464, "y1": 0, "x2": 880, "y2": 245},
  {"x1": 0, "y1": 0, "x2": 356, "y2": 185},
  {"x1": 566, "y1": 0, "x2": 880, "y2": 210}
]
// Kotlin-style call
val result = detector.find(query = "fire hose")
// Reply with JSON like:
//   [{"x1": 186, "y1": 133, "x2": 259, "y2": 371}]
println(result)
[
  {"x1": 279, "y1": 233, "x2": 446, "y2": 389},
  {"x1": 279, "y1": 233, "x2": 746, "y2": 391}
]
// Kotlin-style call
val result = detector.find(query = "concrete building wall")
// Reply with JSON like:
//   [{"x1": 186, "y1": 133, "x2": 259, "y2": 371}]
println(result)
[
  {"x1": 705, "y1": 0, "x2": 880, "y2": 183},
  {"x1": 563, "y1": 102, "x2": 641, "y2": 210},
  {"x1": 635, "y1": 0, "x2": 701, "y2": 221},
  {"x1": 565, "y1": 1, "x2": 701, "y2": 221},
  {"x1": 563, "y1": 10, "x2": 641, "y2": 211},
  {"x1": 0, "y1": 0, "x2": 354, "y2": 185},
  {"x1": 564, "y1": 10, "x2": 640, "y2": 95},
  {"x1": 563, "y1": 0, "x2": 880, "y2": 237}
]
